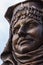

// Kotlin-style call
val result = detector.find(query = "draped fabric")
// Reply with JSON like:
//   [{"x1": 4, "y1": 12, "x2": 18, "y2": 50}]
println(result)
[{"x1": 1, "y1": 41, "x2": 43, "y2": 65}]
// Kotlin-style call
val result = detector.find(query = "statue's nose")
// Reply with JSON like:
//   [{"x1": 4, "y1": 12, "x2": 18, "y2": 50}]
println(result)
[{"x1": 18, "y1": 26, "x2": 26, "y2": 37}]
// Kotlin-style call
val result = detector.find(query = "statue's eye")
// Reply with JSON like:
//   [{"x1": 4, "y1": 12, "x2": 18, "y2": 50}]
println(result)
[
  {"x1": 13, "y1": 25, "x2": 20, "y2": 34},
  {"x1": 23, "y1": 21, "x2": 39, "y2": 30},
  {"x1": 28, "y1": 22, "x2": 38, "y2": 28}
]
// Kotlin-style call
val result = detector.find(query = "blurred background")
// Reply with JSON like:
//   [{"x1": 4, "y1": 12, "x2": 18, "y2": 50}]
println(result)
[{"x1": 0, "y1": 0, "x2": 25, "y2": 65}]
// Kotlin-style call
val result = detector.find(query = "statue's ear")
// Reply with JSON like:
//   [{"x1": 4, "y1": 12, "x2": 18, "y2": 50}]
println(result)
[{"x1": 5, "y1": 6, "x2": 15, "y2": 24}]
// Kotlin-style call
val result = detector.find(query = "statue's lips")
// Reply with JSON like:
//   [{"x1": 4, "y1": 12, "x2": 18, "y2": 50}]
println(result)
[
  {"x1": 17, "y1": 38, "x2": 35, "y2": 54},
  {"x1": 17, "y1": 38, "x2": 34, "y2": 46}
]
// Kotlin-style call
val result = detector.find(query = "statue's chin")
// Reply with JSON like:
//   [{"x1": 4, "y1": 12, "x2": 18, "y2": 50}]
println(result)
[
  {"x1": 14, "y1": 50, "x2": 32, "y2": 63},
  {"x1": 15, "y1": 41, "x2": 39, "y2": 54}
]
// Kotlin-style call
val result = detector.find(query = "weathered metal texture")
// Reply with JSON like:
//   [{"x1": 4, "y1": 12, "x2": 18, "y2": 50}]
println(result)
[{"x1": 1, "y1": 0, "x2": 43, "y2": 65}]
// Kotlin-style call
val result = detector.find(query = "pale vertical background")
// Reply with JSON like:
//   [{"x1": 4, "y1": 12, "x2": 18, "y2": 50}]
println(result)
[{"x1": 0, "y1": 0, "x2": 25, "y2": 65}]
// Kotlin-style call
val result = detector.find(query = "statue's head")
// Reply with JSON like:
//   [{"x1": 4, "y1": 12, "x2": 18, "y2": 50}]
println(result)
[{"x1": 1, "y1": 0, "x2": 43, "y2": 65}]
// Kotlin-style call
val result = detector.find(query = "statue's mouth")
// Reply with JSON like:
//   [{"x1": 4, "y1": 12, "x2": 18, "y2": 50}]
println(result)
[
  {"x1": 12, "y1": 35, "x2": 37, "y2": 55},
  {"x1": 16, "y1": 37, "x2": 35, "y2": 53},
  {"x1": 17, "y1": 37, "x2": 34, "y2": 46}
]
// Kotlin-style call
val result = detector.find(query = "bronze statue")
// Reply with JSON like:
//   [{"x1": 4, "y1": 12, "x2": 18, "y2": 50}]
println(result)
[{"x1": 1, "y1": 0, "x2": 43, "y2": 65}]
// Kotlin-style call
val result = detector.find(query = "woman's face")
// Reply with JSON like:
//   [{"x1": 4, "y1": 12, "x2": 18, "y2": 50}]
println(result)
[{"x1": 11, "y1": 3, "x2": 43, "y2": 63}]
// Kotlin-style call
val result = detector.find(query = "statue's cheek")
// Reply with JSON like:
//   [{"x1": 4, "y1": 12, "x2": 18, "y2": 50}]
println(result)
[
  {"x1": 27, "y1": 26, "x2": 42, "y2": 39},
  {"x1": 12, "y1": 34, "x2": 19, "y2": 49}
]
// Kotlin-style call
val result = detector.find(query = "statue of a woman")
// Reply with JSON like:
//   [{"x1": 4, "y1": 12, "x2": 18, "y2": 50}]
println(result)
[{"x1": 1, "y1": 0, "x2": 43, "y2": 65}]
